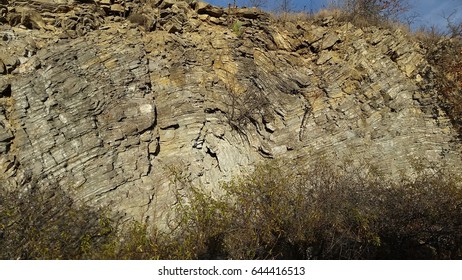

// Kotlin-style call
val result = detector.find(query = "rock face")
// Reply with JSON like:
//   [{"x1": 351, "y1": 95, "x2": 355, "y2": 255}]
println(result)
[{"x1": 0, "y1": 0, "x2": 461, "y2": 225}]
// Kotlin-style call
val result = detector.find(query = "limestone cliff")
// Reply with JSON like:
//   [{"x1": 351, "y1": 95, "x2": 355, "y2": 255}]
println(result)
[{"x1": 0, "y1": 0, "x2": 461, "y2": 225}]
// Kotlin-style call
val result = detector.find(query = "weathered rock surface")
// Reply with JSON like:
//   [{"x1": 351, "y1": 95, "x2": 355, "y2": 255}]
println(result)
[{"x1": 0, "y1": 0, "x2": 461, "y2": 226}]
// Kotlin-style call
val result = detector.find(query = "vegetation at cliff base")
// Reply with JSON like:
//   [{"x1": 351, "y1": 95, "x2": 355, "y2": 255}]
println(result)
[
  {"x1": 0, "y1": 184, "x2": 115, "y2": 259},
  {"x1": 1, "y1": 160, "x2": 461, "y2": 260},
  {"x1": 167, "y1": 161, "x2": 462, "y2": 260}
]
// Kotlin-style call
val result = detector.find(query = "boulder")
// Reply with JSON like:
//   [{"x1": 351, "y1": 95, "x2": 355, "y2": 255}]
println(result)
[
  {"x1": 235, "y1": 7, "x2": 265, "y2": 19},
  {"x1": 196, "y1": 1, "x2": 223, "y2": 18}
]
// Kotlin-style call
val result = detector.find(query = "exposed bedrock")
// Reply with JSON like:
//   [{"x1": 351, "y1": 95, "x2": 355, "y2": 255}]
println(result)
[{"x1": 0, "y1": 0, "x2": 461, "y2": 226}]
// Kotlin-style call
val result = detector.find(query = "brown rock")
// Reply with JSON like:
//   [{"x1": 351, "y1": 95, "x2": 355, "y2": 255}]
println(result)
[
  {"x1": 322, "y1": 32, "x2": 340, "y2": 50},
  {"x1": 196, "y1": 2, "x2": 224, "y2": 18},
  {"x1": 110, "y1": 4, "x2": 125, "y2": 14},
  {"x1": 235, "y1": 8, "x2": 265, "y2": 19}
]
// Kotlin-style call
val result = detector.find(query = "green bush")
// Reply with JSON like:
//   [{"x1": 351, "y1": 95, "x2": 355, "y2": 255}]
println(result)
[{"x1": 231, "y1": 20, "x2": 244, "y2": 37}]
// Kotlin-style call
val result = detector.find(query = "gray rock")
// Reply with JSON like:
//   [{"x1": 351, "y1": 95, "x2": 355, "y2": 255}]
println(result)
[
  {"x1": 0, "y1": 54, "x2": 19, "y2": 73},
  {"x1": 0, "y1": 0, "x2": 460, "y2": 230},
  {"x1": 0, "y1": 60, "x2": 5, "y2": 75},
  {"x1": 322, "y1": 32, "x2": 340, "y2": 50}
]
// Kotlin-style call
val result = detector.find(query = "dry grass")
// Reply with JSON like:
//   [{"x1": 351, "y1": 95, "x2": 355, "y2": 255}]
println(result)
[{"x1": 271, "y1": 11, "x2": 312, "y2": 23}]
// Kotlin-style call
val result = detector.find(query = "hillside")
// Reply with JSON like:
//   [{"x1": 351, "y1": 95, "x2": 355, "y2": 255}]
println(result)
[{"x1": 0, "y1": 0, "x2": 461, "y2": 229}]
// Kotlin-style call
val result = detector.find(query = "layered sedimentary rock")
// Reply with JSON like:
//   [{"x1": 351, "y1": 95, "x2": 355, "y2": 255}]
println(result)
[{"x1": 0, "y1": 0, "x2": 461, "y2": 225}]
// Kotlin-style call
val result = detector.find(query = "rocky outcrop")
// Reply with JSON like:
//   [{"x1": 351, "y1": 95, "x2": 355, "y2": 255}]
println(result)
[{"x1": 0, "y1": 0, "x2": 461, "y2": 226}]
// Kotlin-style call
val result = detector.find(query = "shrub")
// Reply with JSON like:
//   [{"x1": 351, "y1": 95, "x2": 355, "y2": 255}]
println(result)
[
  {"x1": 223, "y1": 79, "x2": 270, "y2": 134},
  {"x1": 417, "y1": 18, "x2": 462, "y2": 136},
  {"x1": 376, "y1": 172, "x2": 462, "y2": 259},
  {"x1": 127, "y1": 13, "x2": 148, "y2": 28},
  {"x1": 336, "y1": 0, "x2": 410, "y2": 22},
  {"x1": 231, "y1": 20, "x2": 244, "y2": 37},
  {"x1": 310, "y1": 0, "x2": 412, "y2": 29},
  {"x1": 168, "y1": 160, "x2": 462, "y2": 259},
  {"x1": 0, "y1": 182, "x2": 175, "y2": 260},
  {"x1": 2, "y1": 161, "x2": 460, "y2": 259},
  {"x1": 0, "y1": 183, "x2": 115, "y2": 259},
  {"x1": 98, "y1": 221, "x2": 165, "y2": 260}
]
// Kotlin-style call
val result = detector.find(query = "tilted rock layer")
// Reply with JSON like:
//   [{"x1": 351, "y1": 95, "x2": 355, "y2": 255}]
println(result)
[{"x1": 1, "y1": 0, "x2": 461, "y2": 225}]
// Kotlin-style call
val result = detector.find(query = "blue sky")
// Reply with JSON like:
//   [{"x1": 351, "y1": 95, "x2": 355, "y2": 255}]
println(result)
[{"x1": 204, "y1": 0, "x2": 462, "y2": 31}]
